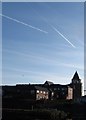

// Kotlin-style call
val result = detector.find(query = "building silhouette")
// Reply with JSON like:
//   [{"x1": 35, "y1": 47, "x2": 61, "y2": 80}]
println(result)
[
  {"x1": 2, "y1": 71, "x2": 82, "y2": 100},
  {"x1": 71, "y1": 71, "x2": 82, "y2": 99}
]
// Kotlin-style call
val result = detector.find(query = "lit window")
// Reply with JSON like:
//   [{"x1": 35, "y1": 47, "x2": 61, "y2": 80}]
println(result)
[
  {"x1": 43, "y1": 91, "x2": 45, "y2": 94},
  {"x1": 46, "y1": 92, "x2": 48, "y2": 94},
  {"x1": 52, "y1": 92, "x2": 54, "y2": 96},
  {"x1": 40, "y1": 91, "x2": 42, "y2": 93},
  {"x1": 46, "y1": 96, "x2": 48, "y2": 99},
  {"x1": 37, "y1": 90, "x2": 39, "y2": 93},
  {"x1": 36, "y1": 95, "x2": 40, "y2": 100}
]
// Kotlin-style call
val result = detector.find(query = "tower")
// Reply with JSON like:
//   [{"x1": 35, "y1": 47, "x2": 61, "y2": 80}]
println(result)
[{"x1": 71, "y1": 71, "x2": 82, "y2": 99}]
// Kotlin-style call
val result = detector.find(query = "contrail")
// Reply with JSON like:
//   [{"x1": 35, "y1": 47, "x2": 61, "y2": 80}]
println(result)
[
  {"x1": 0, "y1": 13, "x2": 48, "y2": 34},
  {"x1": 51, "y1": 25, "x2": 76, "y2": 48},
  {"x1": 35, "y1": 13, "x2": 75, "y2": 48},
  {"x1": 24, "y1": 6, "x2": 75, "y2": 48}
]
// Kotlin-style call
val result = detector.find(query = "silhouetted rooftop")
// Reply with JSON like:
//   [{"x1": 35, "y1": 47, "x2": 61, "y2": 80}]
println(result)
[
  {"x1": 44, "y1": 81, "x2": 54, "y2": 86},
  {"x1": 72, "y1": 71, "x2": 80, "y2": 80}
]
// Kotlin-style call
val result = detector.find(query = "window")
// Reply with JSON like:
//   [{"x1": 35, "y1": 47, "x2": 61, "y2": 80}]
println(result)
[
  {"x1": 52, "y1": 92, "x2": 54, "y2": 96},
  {"x1": 31, "y1": 90, "x2": 35, "y2": 94},
  {"x1": 46, "y1": 92, "x2": 48, "y2": 94},
  {"x1": 58, "y1": 88, "x2": 60, "y2": 90},
  {"x1": 37, "y1": 90, "x2": 39, "y2": 93},
  {"x1": 36, "y1": 95, "x2": 40, "y2": 100},
  {"x1": 54, "y1": 88, "x2": 57, "y2": 90},
  {"x1": 43, "y1": 91, "x2": 45, "y2": 94},
  {"x1": 40, "y1": 91, "x2": 42, "y2": 93},
  {"x1": 46, "y1": 96, "x2": 48, "y2": 99},
  {"x1": 77, "y1": 81, "x2": 79, "y2": 83},
  {"x1": 62, "y1": 88, "x2": 65, "y2": 91}
]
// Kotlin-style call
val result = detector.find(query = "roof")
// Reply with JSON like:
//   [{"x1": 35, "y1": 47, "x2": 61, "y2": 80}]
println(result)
[
  {"x1": 72, "y1": 71, "x2": 80, "y2": 80},
  {"x1": 16, "y1": 85, "x2": 49, "y2": 91},
  {"x1": 34, "y1": 86, "x2": 49, "y2": 92},
  {"x1": 50, "y1": 84, "x2": 68, "y2": 87},
  {"x1": 44, "y1": 81, "x2": 54, "y2": 86}
]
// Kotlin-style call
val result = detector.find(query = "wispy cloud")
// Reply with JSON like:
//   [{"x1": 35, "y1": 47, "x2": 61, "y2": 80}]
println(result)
[
  {"x1": 3, "y1": 49, "x2": 83, "y2": 70},
  {"x1": 62, "y1": 63, "x2": 84, "y2": 71},
  {"x1": 50, "y1": 25, "x2": 76, "y2": 48},
  {"x1": 0, "y1": 13, "x2": 48, "y2": 34},
  {"x1": 3, "y1": 67, "x2": 71, "y2": 85}
]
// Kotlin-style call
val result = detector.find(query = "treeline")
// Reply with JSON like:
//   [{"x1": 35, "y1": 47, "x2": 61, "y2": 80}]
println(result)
[
  {"x1": 3, "y1": 98, "x2": 73, "y2": 110},
  {"x1": 2, "y1": 109, "x2": 67, "y2": 120},
  {"x1": 2, "y1": 98, "x2": 86, "y2": 119}
]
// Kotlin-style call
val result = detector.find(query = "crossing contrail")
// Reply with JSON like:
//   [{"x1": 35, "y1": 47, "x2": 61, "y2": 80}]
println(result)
[
  {"x1": 35, "y1": 13, "x2": 76, "y2": 48},
  {"x1": 51, "y1": 25, "x2": 76, "y2": 48},
  {"x1": 21, "y1": 6, "x2": 75, "y2": 48},
  {"x1": 0, "y1": 13, "x2": 48, "y2": 34}
]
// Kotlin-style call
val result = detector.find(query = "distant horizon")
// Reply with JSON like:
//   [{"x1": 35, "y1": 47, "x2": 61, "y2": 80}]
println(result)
[{"x1": 2, "y1": 70, "x2": 82, "y2": 86}]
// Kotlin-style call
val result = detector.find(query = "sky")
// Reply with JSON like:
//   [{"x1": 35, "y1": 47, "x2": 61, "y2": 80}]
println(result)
[
  {"x1": 2, "y1": 2, "x2": 84, "y2": 88},
  {"x1": 1, "y1": 0, "x2": 85, "y2": 2}
]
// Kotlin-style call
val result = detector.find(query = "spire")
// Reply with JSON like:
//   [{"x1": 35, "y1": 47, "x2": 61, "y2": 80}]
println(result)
[{"x1": 72, "y1": 71, "x2": 79, "y2": 80}]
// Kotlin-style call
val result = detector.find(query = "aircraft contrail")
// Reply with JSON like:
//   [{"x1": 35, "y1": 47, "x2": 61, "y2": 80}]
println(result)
[
  {"x1": 0, "y1": 13, "x2": 48, "y2": 34},
  {"x1": 51, "y1": 25, "x2": 76, "y2": 48},
  {"x1": 23, "y1": 6, "x2": 75, "y2": 48},
  {"x1": 35, "y1": 14, "x2": 76, "y2": 48}
]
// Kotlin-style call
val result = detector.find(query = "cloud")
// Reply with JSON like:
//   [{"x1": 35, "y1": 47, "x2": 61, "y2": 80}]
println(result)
[
  {"x1": 3, "y1": 49, "x2": 83, "y2": 70},
  {"x1": 3, "y1": 67, "x2": 72, "y2": 85},
  {"x1": 0, "y1": 13, "x2": 48, "y2": 34},
  {"x1": 62, "y1": 63, "x2": 84, "y2": 71}
]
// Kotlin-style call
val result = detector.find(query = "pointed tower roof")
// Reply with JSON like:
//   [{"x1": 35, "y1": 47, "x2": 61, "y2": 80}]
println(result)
[{"x1": 72, "y1": 71, "x2": 80, "y2": 80}]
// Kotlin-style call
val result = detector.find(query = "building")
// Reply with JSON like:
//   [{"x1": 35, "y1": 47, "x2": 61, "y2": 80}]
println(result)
[
  {"x1": 2, "y1": 71, "x2": 82, "y2": 101},
  {"x1": 66, "y1": 86, "x2": 73, "y2": 100},
  {"x1": 74, "y1": 95, "x2": 86, "y2": 104},
  {"x1": 70, "y1": 71, "x2": 82, "y2": 99},
  {"x1": 2, "y1": 86, "x2": 16, "y2": 98},
  {"x1": 3, "y1": 85, "x2": 49, "y2": 100}
]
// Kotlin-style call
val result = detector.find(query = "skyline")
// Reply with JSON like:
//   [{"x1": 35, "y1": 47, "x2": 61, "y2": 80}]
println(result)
[{"x1": 2, "y1": 2, "x2": 84, "y2": 87}]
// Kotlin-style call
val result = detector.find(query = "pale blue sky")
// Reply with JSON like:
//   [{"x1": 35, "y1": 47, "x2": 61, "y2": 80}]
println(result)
[
  {"x1": 2, "y1": 2, "x2": 84, "y2": 86},
  {"x1": 2, "y1": 1, "x2": 85, "y2": 2}
]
